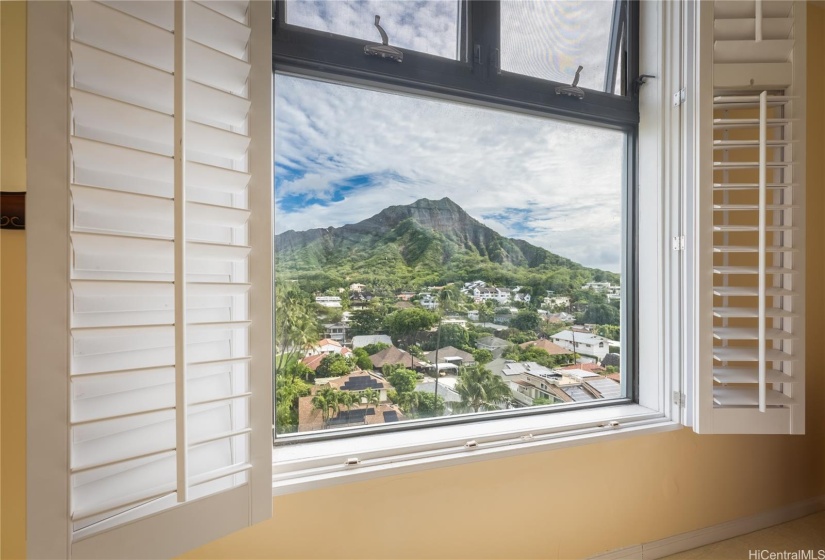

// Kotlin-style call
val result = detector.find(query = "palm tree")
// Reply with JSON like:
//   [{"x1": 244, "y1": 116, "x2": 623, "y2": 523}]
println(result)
[
  {"x1": 360, "y1": 388, "x2": 380, "y2": 413},
  {"x1": 311, "y1": 387, "x2": 340, "y2": 428},
  {"x1": 433, "y1": 285, "x2": 461, "y2": 401},
  {"x1": 338, "y1": 391, "x2": 357, "y2": 422},
  {"x1": 455, "y1": 365, "x2": 512, "y2": 413}
]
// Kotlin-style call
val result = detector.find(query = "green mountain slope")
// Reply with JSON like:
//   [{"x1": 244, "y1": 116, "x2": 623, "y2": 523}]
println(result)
[{"x1": 275, "y1": 197, "x2": 618, "y2": 290}]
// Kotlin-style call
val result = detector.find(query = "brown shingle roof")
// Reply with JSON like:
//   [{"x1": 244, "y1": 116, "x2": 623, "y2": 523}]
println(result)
[
  {"x1": 423, "y1": 346, "x2": 475, "y2": 364},
  {"x1": 519, "y1": 339, "x2": 574, "y2": 355},
  {"x1": 369, "y1": 346, "x2": 423, "y2": 369}
]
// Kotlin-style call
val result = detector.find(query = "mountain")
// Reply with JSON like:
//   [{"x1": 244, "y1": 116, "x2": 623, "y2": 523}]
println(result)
[{"x1": 275, "y1": 197, "x2": 611, "y2": 283}]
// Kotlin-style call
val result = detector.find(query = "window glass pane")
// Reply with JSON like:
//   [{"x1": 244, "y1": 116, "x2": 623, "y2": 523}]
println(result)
[
  {"x1": 501, "y1": 0, "x2": 617, "y2": 92},
  {"x1": 274, "y1": 74, "x2": 626, "y2": 435},
  {"x1": 285, "y1": 0, "x2": 461, "y2": 60}
]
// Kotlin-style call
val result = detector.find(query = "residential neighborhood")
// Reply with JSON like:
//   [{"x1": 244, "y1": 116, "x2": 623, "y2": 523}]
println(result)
[{"x1": 276, "y1": 276, "x2": 624, "y2": 433}]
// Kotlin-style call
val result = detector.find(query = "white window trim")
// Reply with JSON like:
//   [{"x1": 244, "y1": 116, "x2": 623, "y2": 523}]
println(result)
[{"x1": 271, "y1": 0, "x2": 687, "y2": 495}]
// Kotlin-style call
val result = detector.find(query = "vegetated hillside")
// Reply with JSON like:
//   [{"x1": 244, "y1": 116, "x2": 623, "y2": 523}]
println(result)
[{"x1": 275, "y1": 197, "x2": 619, "y2": 291}]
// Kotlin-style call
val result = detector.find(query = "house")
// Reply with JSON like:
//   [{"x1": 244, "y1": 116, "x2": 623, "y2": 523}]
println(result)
[
  {"x1": 475, "y1": 335, "x2": 511, "y2": 357},
  {"x1": 369, "y1": 346, "x2": 425, "y2": 370},
  {"x1": 351, "y1": 334, "x2": 393, "y2": 349},
  {"x1": 306, "y1": 338, "x2": 347, "y2": 356},
  {"x1": 323, "y1": 322, "x2": 347, "y2": 344},
  {"x1": 349, "y1": 283, "x2": 366, "y2": 292},
  {"x1": 550, "y1": 330, "x2": 618, "y2": 360},
  {"x1": 440, "y1": 317, "x2": 467, "y2": 328},
  {"x1": 297, "y1": 371, "x2": 402, "y2": 431},
  {"x1": 418, "y1": 293, "x2": 438, "y2": 310},
  {"x1": 543, "y1": 295, "x2": 571, "y2": 309},
  {"x1": 467, "y1": 310, "x2": 480, "y2": 321},
  {"x1": 315, "y1": 295, "x2": 342, "y2": 308},
  {"x1": 519, "y1": 339, "x2": 575, "y2": 358},
  {"x1": 396, "y1": 291, "x2": 416, "y2": 301},
  {"x1": 423, "y1": 346, "x2": 475, "y2": 367},
  {"x1": 414, "y1": 380, "x2": 463, "y2": 413}
]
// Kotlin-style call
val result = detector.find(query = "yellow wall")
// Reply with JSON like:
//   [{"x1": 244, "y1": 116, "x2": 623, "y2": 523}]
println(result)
[
  {"x1": 1, "y1": 1, "x2": 28, "y2": 559},
  {"x1": 1, "y1": 4, "x2": 823, "y2": 560}
]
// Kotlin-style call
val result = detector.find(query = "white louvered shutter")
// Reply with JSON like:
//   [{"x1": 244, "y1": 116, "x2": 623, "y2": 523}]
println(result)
[
  {"x1": 692, "y1": 0, "x2": 805, "y2": 434},
  {"x1": 27, "y1": 1, "x2": 272, "y2": 557}
]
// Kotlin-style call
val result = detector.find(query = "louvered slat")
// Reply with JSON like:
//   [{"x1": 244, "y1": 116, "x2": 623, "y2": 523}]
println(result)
[
  {"x1": 69, "y1": 0, "x2": 253, "y2": 535},
  {"x1": 695, "y1": 0, "x2": 804, "y2": 435}
]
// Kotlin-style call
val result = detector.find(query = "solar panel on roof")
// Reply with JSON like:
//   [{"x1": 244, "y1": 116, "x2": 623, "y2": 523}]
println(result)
[{"x1": 382, "y1": 410, "x2": 399, "y2": 422}]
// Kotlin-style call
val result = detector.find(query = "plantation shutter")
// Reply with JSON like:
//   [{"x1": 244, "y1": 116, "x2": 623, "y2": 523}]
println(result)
[
  {"x1": 691, "y1": 0, "x2": 805, "y2": 434},
  {"x1": 27, "y1": 1, "x2": 273, "y2": 558}
]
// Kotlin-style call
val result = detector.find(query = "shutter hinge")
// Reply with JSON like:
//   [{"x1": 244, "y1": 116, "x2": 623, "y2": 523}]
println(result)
[
  {"x1": 673, "y1": 88, "x2": 686, "y2": 107},
  {"x1": 344, "y1": 457, "x2": 361, "y2": 466},
  {"x1": 672, "y1": 391, "x2": 685, "y2": 407},
  {"x1": 672, "y1": 235, "x2": 685, "y2": 251}
]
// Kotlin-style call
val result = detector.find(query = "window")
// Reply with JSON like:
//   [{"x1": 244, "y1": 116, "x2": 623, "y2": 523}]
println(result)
[{"x1": 272, "y1": 0, "x2": 639, "y2": 438}]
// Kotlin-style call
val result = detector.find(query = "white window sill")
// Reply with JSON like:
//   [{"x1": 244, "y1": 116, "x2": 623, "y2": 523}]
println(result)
[{"x1": 272, "y1": 403, "x2": 681, "y2": 496}]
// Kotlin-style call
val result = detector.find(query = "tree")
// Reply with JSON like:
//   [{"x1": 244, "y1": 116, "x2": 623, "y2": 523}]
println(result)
[
  {"x1": 274, "y1": 284, "x2": 319, "y2": 377},
  {"x1": 362, "y1": 342, "x2": 391, "y2": 355},
  {"x1": 509, "y1": 309, "x2": 541, "y2": 332},
  {"x1": 311, "y1": 387, "x2": 340, "y2": 427},
  {"x1": 415, "y1": 391, "x2": 446, "y2": 417},
  {"x1": 351, "y1": 347, "x2": 374, "y2": 370},
  {"x1": 349, "y1": 307, "x2": 386, "y2": 337},
  {"x1": 472, "y1": 348, "x2": 494, "y2": 365},
  {"x1": 532, "y1": 397, "x2": 553, "y2": 406},
  {"x1": 455, "y1": 365, "x2": 512, "y2": 413},
  {"x1": 439, "y1": 323, "x2": 470, "y2": 350},
  {"x1": 315, "y1": 353, "x2": 353, "y2": 378},
  {"x1": 274, "y1": 374, "x2": 312, "y2": 433},
  {"x1": 291, "y1": 361, "x2": 315, "y2": 382},
  {"x1": 387, "y1": 368, "x2": 418, "y2": 394},
  {"x1": 360, "y1": 388, "x2": 380, "y2": 411},
  {"x1": 582, "y1": 303, "x2": 620, "y2": 326},
  {"x1": 386, "y1": 308, "x2": 438, "y2": 367},
  {"x1": 596, "y1": 324, "x2": 621, "y2": 341}
]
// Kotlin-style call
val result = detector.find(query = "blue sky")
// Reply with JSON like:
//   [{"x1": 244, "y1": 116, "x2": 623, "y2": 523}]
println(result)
[{"x1": 275, "y1": 1, "x2": 624, "y2": 272}]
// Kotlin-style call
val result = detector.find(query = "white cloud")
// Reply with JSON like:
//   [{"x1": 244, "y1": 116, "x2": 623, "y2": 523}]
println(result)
[{"x1": 274, "y1": 71, "x2": 625, "y2": 272}]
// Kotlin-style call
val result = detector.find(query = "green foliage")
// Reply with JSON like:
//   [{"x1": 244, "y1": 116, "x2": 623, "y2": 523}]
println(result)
[
  {"x1": 532, "y1": 397, "x2": 553, "y2": 406},
  {"x1": 596, "y1": 324, "x2": 621, "y2": 341},
  {"x1": 387, "y1": 368, "x2": 418, "y2": 394},
  {"x1": 415, "y1": 391, "x2": 446, "y2": 417},
  {"x1": 506, "y1": 329, "x2": 538, "y2": 344},
  {"x1": 362, "y1": 342, "x2": 391, "y2": 355},
  {"x1": 605, "y1": 365, "x2": 618, "y2": 374},
  {"x1": 386, "y1": 308, "x2": 439, "y2": 346},
  {"x1": 509, "y1": 309, "x2": 542, "y2": 332},
  {"x1": 382, "y1": 363, "x2": 404, "y2": 377},
  {"x1": 582, "y1": 303, "x2": 620, "y2": 326},
  {"x1": 315, "y1": 353, "x2": 354, "y2": 378},
  {"x1": 274, "y1": 372, "x2": 312, "y2": 433},
  {"x1": 455, "y1": 365, "x2": 512, "y2": 413},
  {"x1": 351, "y1": 348, "x2": 374, "y2": 370},
  {"x1": 438, "y1": 323, "x2": 470, "y2": 350},
  {"x1": 471, "y1": 348, "x2": 494, "y2": 365},
  {"x1": 349, "y1": 307, "x2": 387, "y2": 337},
  {"x1": 502, "y1": 345, "x2": 574, "y2": 368},
  {"x1": 274, "y1": 284, "x2": 319, "y2": 376}
]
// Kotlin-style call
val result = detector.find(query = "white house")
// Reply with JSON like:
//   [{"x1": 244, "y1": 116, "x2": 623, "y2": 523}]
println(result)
[
  {"x1": 315, "y1": 295, "x2": 342, "y2": 308},
  {"x1": 418, "y1": 293, "x2": 438, "y2": 310},
  {"x1": 351, "y1": 334, "x2": 393, "y2": 349},
  {"x1": 550, "y1": 330, "x2": 618, "y2": 361}
]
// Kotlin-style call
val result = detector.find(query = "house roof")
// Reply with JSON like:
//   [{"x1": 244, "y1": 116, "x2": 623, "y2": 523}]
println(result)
[
  {"x1": 476, "y1": 335, "x2": 509, "y2": 348},
  {"x1": 561, "y1": 362, "x2": 606, "y2": 374},
  {"x1": 585, "y1": 377, "x2": 621, "y2": 399},
  {"x1": 324, "y1": 370, "x2": 388, "y2": 392},
  {"x1": 414, "y1": 381, "x2": 462, "y2": 402},
  {"x1": 423, "y1": 346, "x2": 475, "y2": 364},
  {"x1": 606, "y1": 372, "x2": 621, "y2": 383},
  {"x1": 369, "y1": 346, "x2": 424, "y2": 369},
  {"x1": 519, "y1": 339, "x2": 574, "y2": 355},
  {"x1": 315, "y1": 338, "x2": 342, "y2": 348},
  {"x1": 300, "y1": 354, "x2": 325, "y2": 371},
  {"x1": 551, "y1": 330, "x2": 616, "y2": 346},
  {"x1": 297, "y1": 399, "x2": 405, "y2": 432}
]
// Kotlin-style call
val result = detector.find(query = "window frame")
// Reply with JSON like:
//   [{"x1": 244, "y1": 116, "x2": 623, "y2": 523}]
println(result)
[{"x1": 271, "y1": 0, "x2": 684, "y2": 491}]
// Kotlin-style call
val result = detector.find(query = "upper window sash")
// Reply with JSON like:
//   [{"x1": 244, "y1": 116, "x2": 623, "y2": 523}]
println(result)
[{"x1": 272, "y1": 0, "x2": 640, "y2": 129}]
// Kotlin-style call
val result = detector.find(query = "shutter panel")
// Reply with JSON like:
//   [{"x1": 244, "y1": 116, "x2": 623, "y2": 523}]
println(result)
[
  {"x1": 27, "y1": 1, "x2": 272, "y2": 557},
  {"x1": 692, "y1": 0, "x2": 805, "y2": 434}
]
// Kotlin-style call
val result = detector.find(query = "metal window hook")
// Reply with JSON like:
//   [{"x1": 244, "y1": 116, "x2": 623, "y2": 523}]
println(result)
[
  {"x1": 555, "y1": 65, "x2": 585, "y2": 99},
  {"x1": 364, "y1": 14, "x2": 403, "y2": 63}
]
